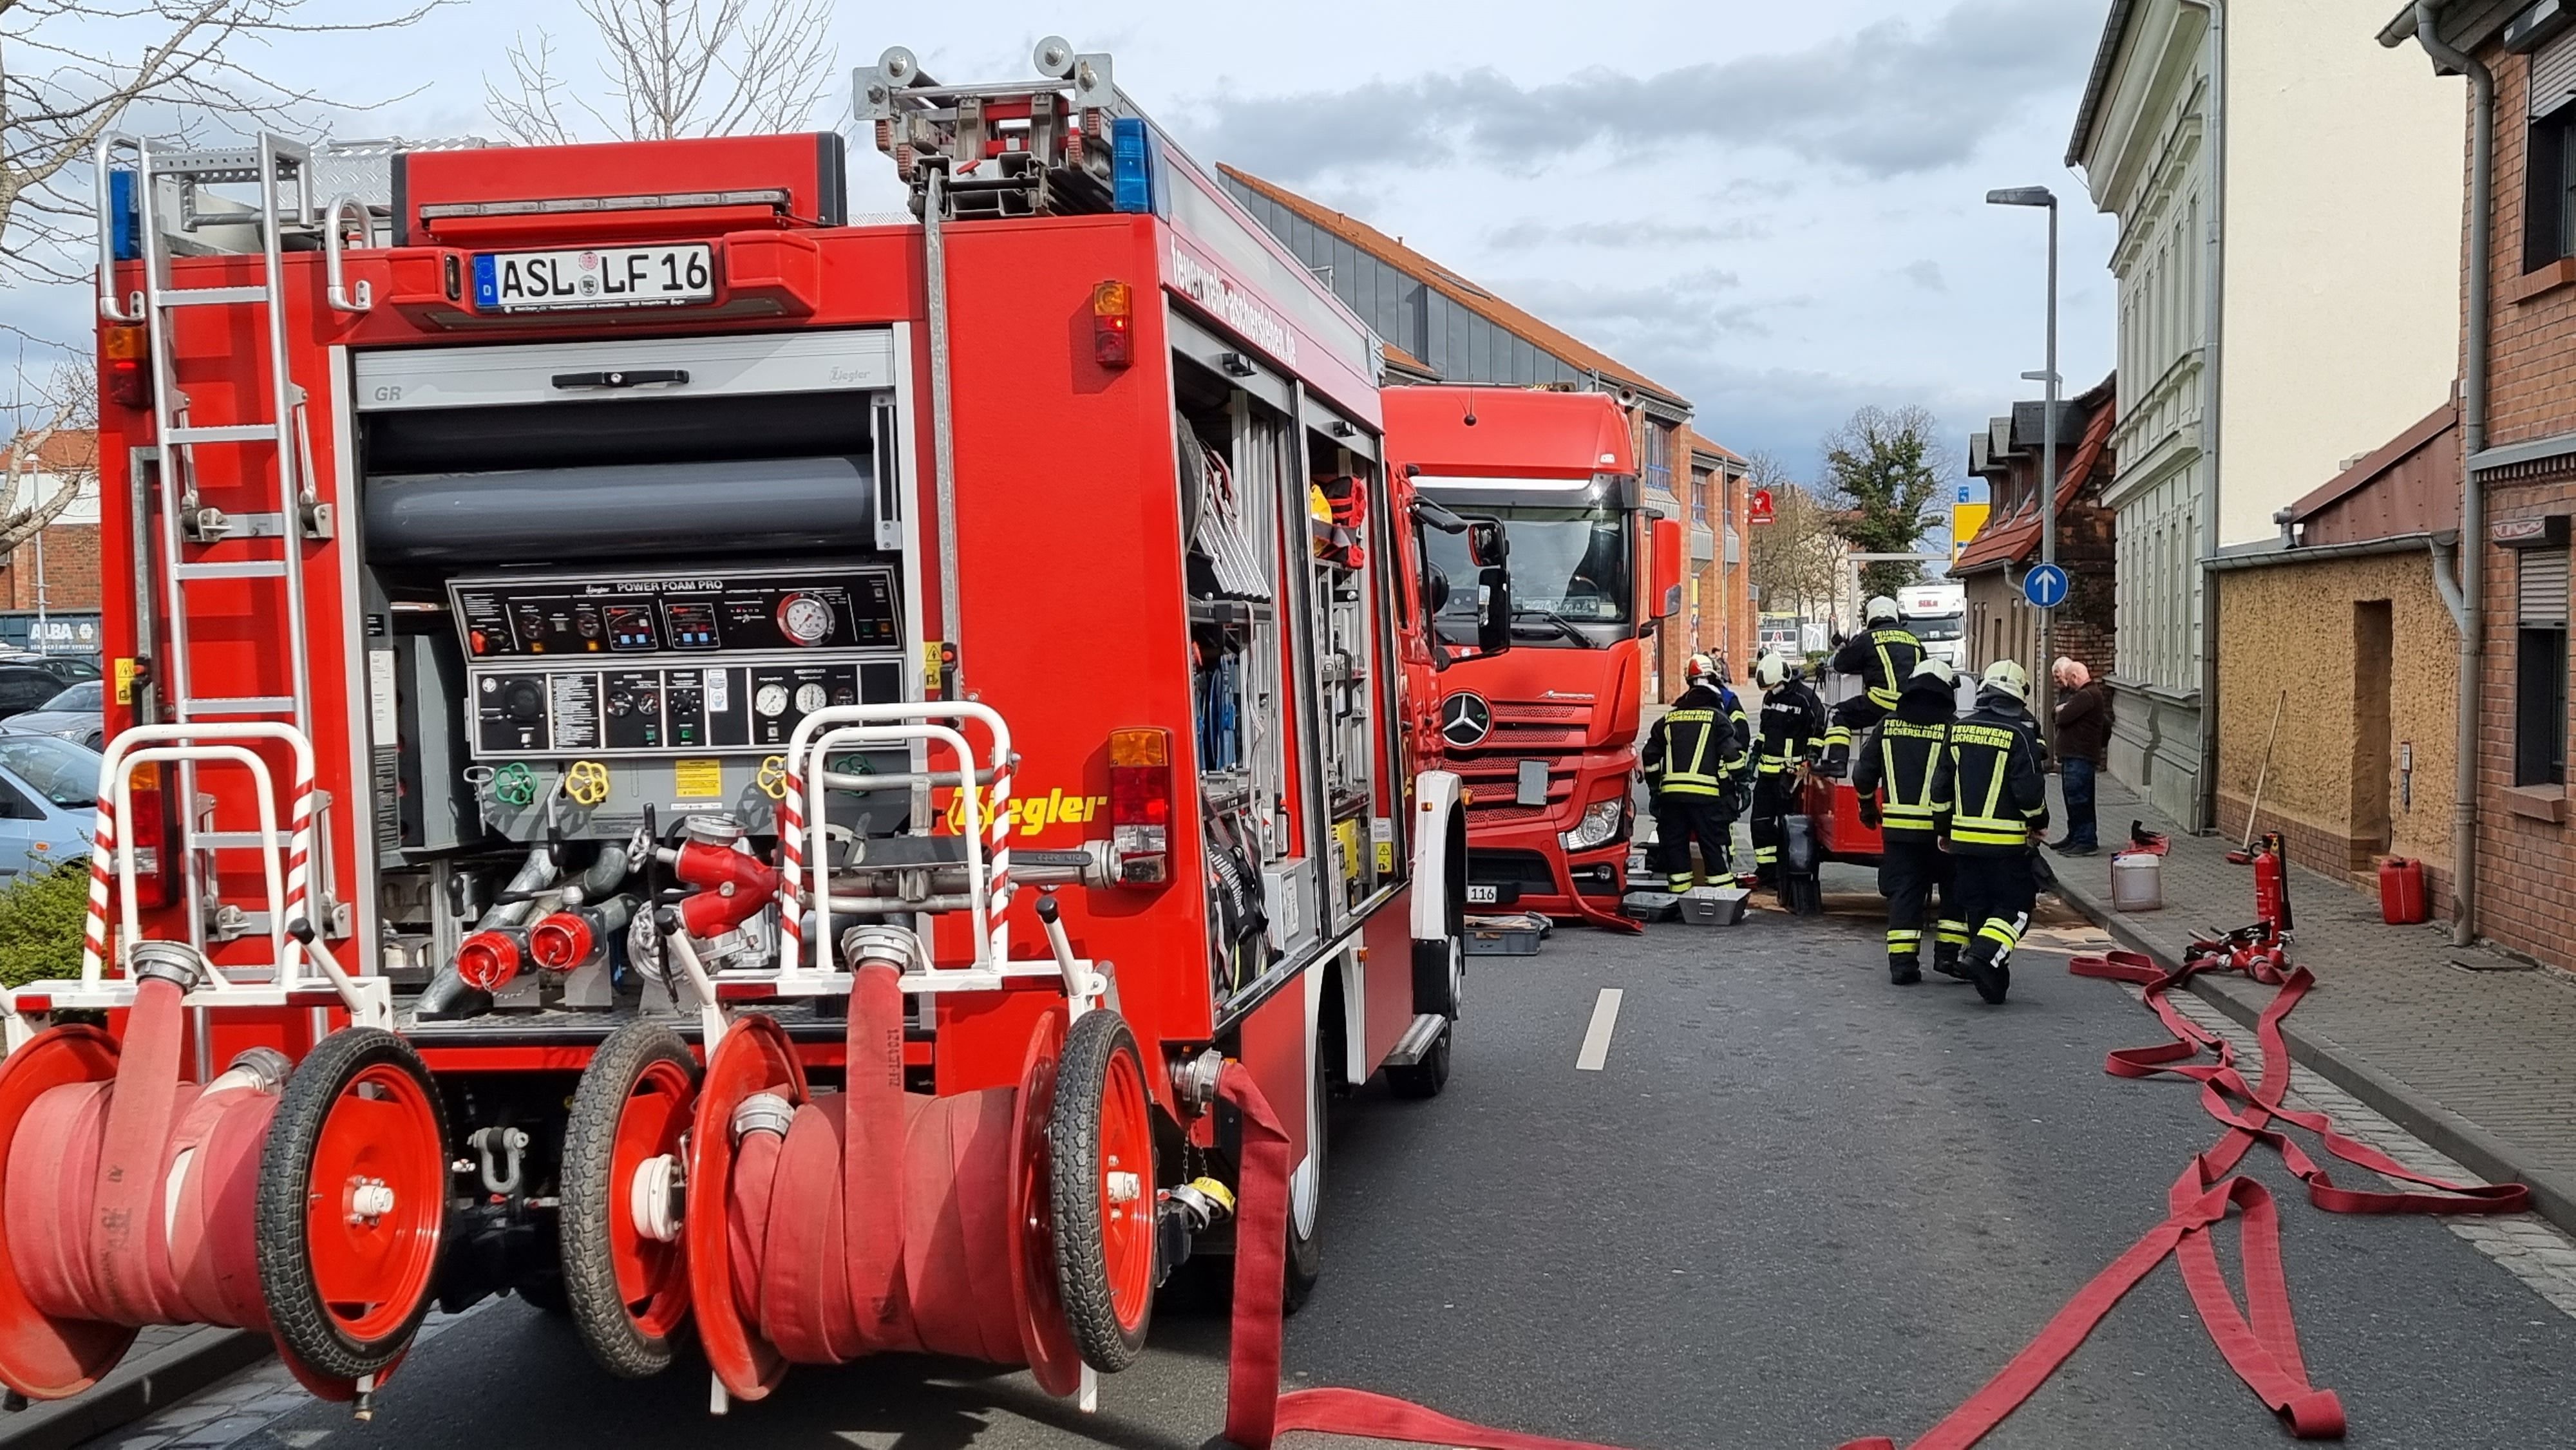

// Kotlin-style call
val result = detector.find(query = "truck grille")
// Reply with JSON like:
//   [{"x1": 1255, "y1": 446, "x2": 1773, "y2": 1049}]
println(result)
[
  {"x1": 1456, "y1": 758, "x2": 1575, "y2": 825},
  {"x1": 1486, "y1": 699, "x2": 1591, "y2": 751}
]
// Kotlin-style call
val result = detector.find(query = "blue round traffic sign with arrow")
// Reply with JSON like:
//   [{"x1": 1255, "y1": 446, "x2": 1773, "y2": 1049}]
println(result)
[{"x1": 2022, "y1": 562, "x2": 2069, "y2": 610}]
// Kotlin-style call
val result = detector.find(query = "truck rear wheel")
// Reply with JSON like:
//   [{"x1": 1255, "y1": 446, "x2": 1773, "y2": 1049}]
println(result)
[{"x1": 1284, "y1": 1039, "x2": 1326, "y2": 1313}]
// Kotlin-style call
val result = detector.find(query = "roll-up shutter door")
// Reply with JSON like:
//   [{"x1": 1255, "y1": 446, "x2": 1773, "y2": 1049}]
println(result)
[
  {"x1": 2521, "y1": 548, "x2": 2570, "y2": 626},
  {"x1": 2533, "y1": 30, "x2": 2576, "y2": 119}
]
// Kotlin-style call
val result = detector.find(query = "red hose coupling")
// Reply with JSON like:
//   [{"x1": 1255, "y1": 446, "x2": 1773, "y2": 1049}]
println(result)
[
  {"x1": 527, "y1": 911, "x2": 598, "y2": 973},
  {"x1": 674, "y1": 840, "x2": 779, "y2": 939},
  {"x1": 455, "y1": 928, "x2": 528, "y2": 993}
]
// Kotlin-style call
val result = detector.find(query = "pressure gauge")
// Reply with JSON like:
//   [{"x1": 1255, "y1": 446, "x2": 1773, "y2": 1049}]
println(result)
[
  {"x1": 795, "y1": 683, "x2": 829, "y2": 714},
  {"x1": 776, "y1": 593, "x2": 834, "y2": 646},
  {"x1": 754, "y1": 683, "x2": 790, "y2": 718}
]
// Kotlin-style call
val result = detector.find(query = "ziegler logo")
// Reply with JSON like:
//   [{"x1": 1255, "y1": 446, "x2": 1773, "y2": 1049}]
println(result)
[
  {"x1": 1169, "y1": 240, "x2": 1298, "y2": 366},
  {"x1": 1440, "y1": 692, "x2": 1493, "y2": 748},
  {"x1": 938, "y1": 786, "x2": 1109, "y2": 837}
]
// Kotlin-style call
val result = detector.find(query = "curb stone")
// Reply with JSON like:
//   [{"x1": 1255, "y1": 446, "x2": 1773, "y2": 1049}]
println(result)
[
  {"x1": 2050, "y1": 865, "x2": 2576, "y2": 1239},
  {"x1": 0, "y1": 1329, "x2": 266, "y2": 1450}
]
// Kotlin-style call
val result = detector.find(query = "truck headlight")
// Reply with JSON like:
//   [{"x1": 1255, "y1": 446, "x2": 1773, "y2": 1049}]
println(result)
[{"x1": 1560, "y1": 798, "x2": 1625, "y2": 853}]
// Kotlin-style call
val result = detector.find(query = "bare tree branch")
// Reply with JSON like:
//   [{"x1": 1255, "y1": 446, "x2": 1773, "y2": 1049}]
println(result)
[
  {"x1": 2, "y1": 0, "x2": 446, "y2": 322},
  {"x1": 0, "y1": 351, "x2": 94, "y2": 558},
  {"x1": 486, "y1": 0, "x2": 834, "y2": 145}
]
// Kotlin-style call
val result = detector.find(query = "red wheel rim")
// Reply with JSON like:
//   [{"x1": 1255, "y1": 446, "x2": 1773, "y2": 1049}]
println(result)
[
  {"x1": 1008, "y1": 1003, "x2": 1081, "y2": 1397},
  {"x1": 686, "y1": 1016, "x2": 802, "y2": 1403},
  {"x1": 610, "y1": 1058, "x2": 695, "y2": 1339},
  {"x1": 304, "y1": 1062, "x2": 444, "y2": 1344},
  {"x1": 0, "y1": 1028, "x2": 133, "y2": 1398},
  {"x1": 273, "y1": 1339, "x2": 405, "y2": 1402},
  {"x1": 1094, "y1": 1037, "x2": 1155, "y2": 1335}
]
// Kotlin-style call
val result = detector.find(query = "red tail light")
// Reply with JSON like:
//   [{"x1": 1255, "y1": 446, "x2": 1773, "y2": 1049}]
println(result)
[
  {"x1": 456, "y1": 928, "x2": 527, "y2": 992},
  {"x1": 1091, "y1": 279, "x2": 1134, "y2": 370},
  {"x1": 1107, "y1": 727, "x2": 1171, "y2": 885},
  {"x1": 527, "y1": 910, "x2": 596, "y2": 972},
  {"x1": 103, "y1": 325, "x2": 151, "y2": 410},
  {"x1": 124, "y1": 762, "x2": 179, "y2": 910}
]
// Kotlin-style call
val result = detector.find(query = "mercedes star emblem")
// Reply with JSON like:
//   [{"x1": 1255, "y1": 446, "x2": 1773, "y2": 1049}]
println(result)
[{"x1": 1441, "y1": 692, "x2": 1493, "y2": 748}]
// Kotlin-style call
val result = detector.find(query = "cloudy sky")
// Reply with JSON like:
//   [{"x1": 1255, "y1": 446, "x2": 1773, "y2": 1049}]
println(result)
[{"x1": 23, "y1": 0, "x2": 2121, "y2": 489}]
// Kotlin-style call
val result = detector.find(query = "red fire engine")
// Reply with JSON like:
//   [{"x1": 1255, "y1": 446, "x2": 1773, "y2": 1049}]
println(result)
[
  {"x1": 11, "y1": 41, "x2": 1502, "y2": 1417},
  {"x1": 1382, "y1": 387, "x2": 1681, "y2": 932}
]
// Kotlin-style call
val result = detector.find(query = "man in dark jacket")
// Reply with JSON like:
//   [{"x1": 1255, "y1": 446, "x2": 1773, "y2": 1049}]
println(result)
[
  {"x1": 2050, "y1": 657, "x2": 2111, "y2": 854},
  {"x1": 1819, "y1": 596, "x2": 1924, "y2": 776},
  {"x1": 1932, "y1": 659, "x2": 2050, "y2": 1005},
  {"x1": 1748, "y1": 652, "x2": 1826, "y2": 889},
  {"x1": 1853, "y1": 658, "x2": 1963, "y2": 984},
  {"x1": 1642, "y1": 654, "x2": 1750, "y2": 894}
]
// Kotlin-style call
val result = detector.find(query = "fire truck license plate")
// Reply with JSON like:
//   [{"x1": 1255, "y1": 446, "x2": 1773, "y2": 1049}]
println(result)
[
  {"x1": 472, "y1": 245, "x2": 715, "y2": 312},
  {"x1": 1466, "y1": 885, "x2": 1499, "y2": 905}
]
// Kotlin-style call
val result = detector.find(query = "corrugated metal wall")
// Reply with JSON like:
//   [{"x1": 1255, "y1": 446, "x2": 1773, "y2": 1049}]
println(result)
[{"x1": 1226, "y1": 180, "x2": 1583, "y2": 388}]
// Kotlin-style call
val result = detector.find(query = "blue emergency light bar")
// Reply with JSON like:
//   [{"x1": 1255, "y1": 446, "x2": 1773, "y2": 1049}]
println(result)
[{"x1": 1110, "y1": 117, "x2": 1156, "y2": 214}]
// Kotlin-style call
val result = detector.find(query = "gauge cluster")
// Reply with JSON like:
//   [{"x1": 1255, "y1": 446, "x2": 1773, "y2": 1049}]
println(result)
[{"x1": 451, "y1": 565, "x2": 904, "y2": 760}]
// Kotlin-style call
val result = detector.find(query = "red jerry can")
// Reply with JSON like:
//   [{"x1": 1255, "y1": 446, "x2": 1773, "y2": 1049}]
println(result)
[{"x1": 2379, "y1": 857, "x2": 2429, "y2": 925}]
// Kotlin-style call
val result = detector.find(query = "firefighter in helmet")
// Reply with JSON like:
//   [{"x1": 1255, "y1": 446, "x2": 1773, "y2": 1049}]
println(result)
[
  {"x1": 1931, "y1": 659, "x2": 2050, "y2": 1004},
  {"x1": 1642, "y1": 653, "x2": 1751, "y2": 894},
  {"x1": 1852, "y1": 657, "x2": 1967, "y2": 984},
  {"x1": 1819, "y1": 596, "x2": 1926, "y2": 776},
  {"x1": 1748, "y1": 652, "x2": 1825, "y2": 890}
]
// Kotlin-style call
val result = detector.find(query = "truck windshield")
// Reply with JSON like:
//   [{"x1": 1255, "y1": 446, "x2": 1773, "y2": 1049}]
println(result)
[
  {"x1": 1909, "y1": 614, "x2": 1965, "y2": 642},
  {"x1": 1426, "y1": 505, "x2": 1633, "y2": 647}
]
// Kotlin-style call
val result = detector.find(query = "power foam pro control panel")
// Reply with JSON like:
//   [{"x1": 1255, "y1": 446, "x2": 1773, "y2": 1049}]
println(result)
[{"x1": 451, "y1": 565, "x2": 905, "y2": 760}]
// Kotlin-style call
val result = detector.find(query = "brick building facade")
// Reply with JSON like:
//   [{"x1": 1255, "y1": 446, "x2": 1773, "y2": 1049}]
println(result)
[
  {"x1": 0, "y1": 431, "x2": 102, "y2": 614},
  {"x1": 2388, "y1": 5, "x2": 2576, "y2": 967},
  {"x1": 1956, "y1": 377, "x2": 2119, "y2": 687}
]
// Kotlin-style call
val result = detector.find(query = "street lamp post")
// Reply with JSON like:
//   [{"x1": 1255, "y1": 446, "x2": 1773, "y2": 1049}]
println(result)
[{"x1": 1986, "y1": 185, "x2": 2060, "y2": 740}]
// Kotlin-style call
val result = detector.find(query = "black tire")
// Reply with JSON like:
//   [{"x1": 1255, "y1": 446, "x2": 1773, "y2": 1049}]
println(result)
[
  {"x1": 1385, "y1": 1022, "x2": 1451, "y2": 1100},
  {"x1": 1283, "y1": 1037, "x2": 1325, "y2": 1314},
  {"x1": 560, "y1": 1021, "x2": 700, "y2": 1379},
  {"x1": 255, "y1": 1028, "x2": 451, "y2": 1382},
  {"x1": 1050, "y1": 1010, "x2": 1155, "y2": 1372}
]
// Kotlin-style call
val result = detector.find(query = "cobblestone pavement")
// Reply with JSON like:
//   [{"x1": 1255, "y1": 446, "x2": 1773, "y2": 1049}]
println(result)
[{"x1": 2049, "y1": 771, "x2": 2576, "y2": 1232}]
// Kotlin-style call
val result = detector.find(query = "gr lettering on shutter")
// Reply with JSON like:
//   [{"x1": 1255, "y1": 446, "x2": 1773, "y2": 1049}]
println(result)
[
  {"x1": 2535, "y1": 28, "x2": 2576, "y2": 119},
  {"x1": 2521, "y1": 548, "x2": 2570, "y2": 627}
]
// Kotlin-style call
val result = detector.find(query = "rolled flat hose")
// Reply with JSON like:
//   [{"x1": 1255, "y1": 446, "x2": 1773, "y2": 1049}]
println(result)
[{"x1": 364, "y1": 457, "x2": 875, "y2": 562}]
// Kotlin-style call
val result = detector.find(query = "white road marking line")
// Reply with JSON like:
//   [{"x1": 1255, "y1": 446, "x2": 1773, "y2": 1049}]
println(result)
[{"x1": 1576, "y1": 987, "x2": 1624, "y2": 1072}]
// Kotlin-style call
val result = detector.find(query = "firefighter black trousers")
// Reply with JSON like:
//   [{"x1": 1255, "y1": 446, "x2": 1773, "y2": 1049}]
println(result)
[
  {"x1": 1749, "y1": 775, "x2": 1794, "y2": 880},
  {"x1": 1953, "y1": 850, "x2": 2038, "y2": 968},
  {"x1": 1877, "y1": 833, "x2": 1955, "y2": 963},
  {"x1": 1651, "y1": 792, "x2": 1734, "y2": 892}
]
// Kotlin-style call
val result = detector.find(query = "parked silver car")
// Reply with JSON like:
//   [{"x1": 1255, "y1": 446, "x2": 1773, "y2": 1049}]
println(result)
[
  {"x1": 5, "y1": 679, "x2": 103, "y2": 751},
  {"x1": 0, "y1": 733, "x2": 99, "y2": 879}
]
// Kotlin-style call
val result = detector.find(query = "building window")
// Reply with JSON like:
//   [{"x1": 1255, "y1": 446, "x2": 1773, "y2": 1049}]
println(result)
[
  {"x1": 1643, "y1": 422, "x2": 1674, "y2": 495},
  {"x1": 1690, "y1": 472, "x2": 1710, "y2": 526},
  {"x1": 2517, "y1": 547, "x2": 2570, "y2": 787},
  {"x1": 2527, "y1": 38, "x2": 2576, "y2": 269}
]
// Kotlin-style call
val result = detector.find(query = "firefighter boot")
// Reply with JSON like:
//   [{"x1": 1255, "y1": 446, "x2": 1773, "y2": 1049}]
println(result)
[
  {"x1": 1886, "y1": 928, "x2": 1923, "y2": 986},
  {"x1": 1933, "y1": 920, "x2": 1969, "y2": 979},
  {"x1": 1818, "y1": 727, "x2": 1852, "y2": 778},
  {"x1": 1964, "y1": 939, "x2": 2011, "y2": 1005}
]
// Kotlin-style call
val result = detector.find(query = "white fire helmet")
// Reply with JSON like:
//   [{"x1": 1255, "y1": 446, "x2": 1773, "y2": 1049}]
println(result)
[
  {"x1": 1980, "y1": 659, "x2": 2031, "y2": 705},
  {"x1": 1865, "y1": 596, "x2": 1902, "y2": 627},
  {"x1": 1754, "y1": 654, "x2": 1792, "y2": 688},
  {"x1": 1909, "y1": 657, "x2": 1956, "y2": 690}
]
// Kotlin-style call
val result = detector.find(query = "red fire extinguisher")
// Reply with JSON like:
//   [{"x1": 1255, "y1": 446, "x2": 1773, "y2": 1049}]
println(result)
[{"x1": 2253, "y1": 831, "x2": 2293, "y2": 936}]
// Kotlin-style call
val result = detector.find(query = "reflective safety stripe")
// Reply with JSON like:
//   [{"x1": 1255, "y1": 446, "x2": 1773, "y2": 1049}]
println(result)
[
  {"x1": 1754, "y1": 847, "x2": 1779, "y2": 863},
  {"x1": 1977, "y1": 919, "x2": 2023, "y2": 948},
  {"x1": 1951, "y1": 825, "x2": 2030, "y2": 847},
  {"x1": 1870, "y1": 636, "x2": 1901, "y2": 709},
  {"x1": 1757, "y1": 759, "x2": 1787, "y2": 775},
  {"x1": 1658, "y1": 780, "x2": 1726, "y2": 796},
  {"x1": 1887, "y1": 928, "x2": 1924, "y2": 946},
  {"x1": 1936, "y1": 920, "x2": 1971, "y2": 946},
  {"x1": 1667, "y1": 874, "x2": 1695, "y2": 894}
]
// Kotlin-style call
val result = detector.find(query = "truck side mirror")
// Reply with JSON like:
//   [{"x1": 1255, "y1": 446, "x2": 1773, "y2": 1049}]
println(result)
[
  {"x1": 1650, "y1": 516, "x2": 1683, "y2": 619},
  {"x1": 1468, "y1": 520, "x2": 1507, "y2": 569},
  {"x1": 1477, "y1": 565, "x2": 1512, "y2": 657}
]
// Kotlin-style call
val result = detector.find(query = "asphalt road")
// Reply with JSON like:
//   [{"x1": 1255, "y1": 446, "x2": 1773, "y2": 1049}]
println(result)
[{"x1": 100, "y1": 871, "x2": 2576, "y2": 1450}]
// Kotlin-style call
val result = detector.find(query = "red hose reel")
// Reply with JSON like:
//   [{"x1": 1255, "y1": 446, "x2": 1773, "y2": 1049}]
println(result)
[
  {"x1": 585, "y1": 939, "x2": 1156, "y2": 1405},
  {"x1": 0, "y1": 947, "x2": 448, "y2": 1410}
]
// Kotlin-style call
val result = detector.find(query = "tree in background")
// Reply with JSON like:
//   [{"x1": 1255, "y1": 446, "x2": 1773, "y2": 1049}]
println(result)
[
  {"x1": 486, "y1": 0, "x2": 835, "y2": 144},
  {"x1": 1821, "y1": 405, "x2": 1944, "y2": 602},
  {"x1": 1, "y1": 0, "x2": 437, "y2": 299},
  {"x1": 1, "y1": 352, "x2": 95, "y2": 558},
  {"x1": 1744, "y1": 452, "x2": 1845, "y2": 625}
]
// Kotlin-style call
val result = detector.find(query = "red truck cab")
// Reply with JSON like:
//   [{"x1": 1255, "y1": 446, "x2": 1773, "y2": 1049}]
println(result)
[{"x1": 1384, "y1": 387, "x2": 1681, "y2": 931}]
